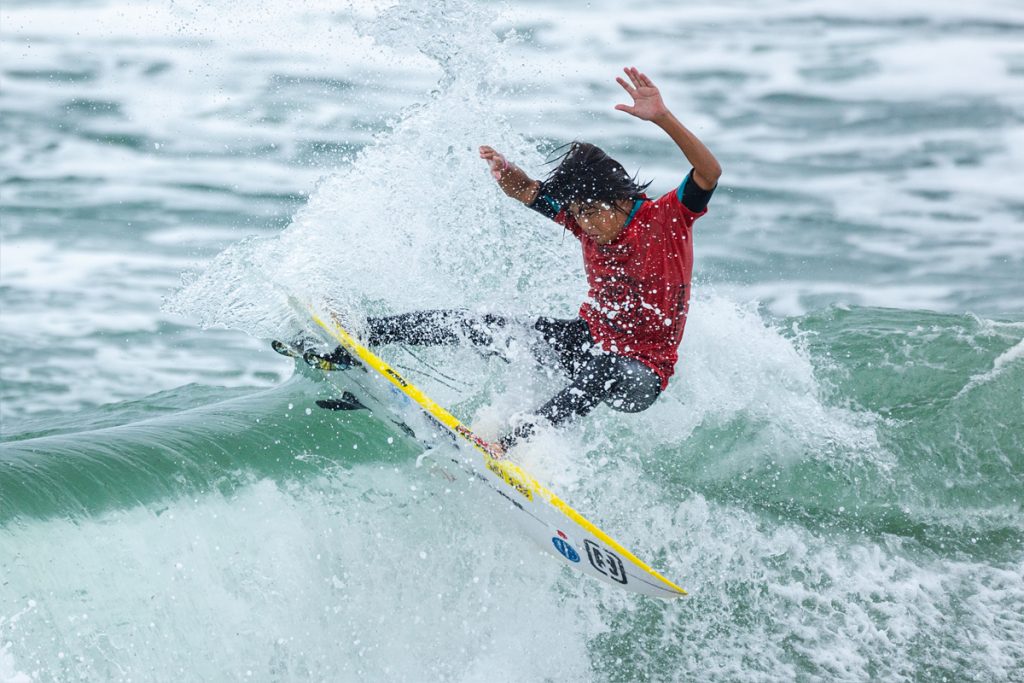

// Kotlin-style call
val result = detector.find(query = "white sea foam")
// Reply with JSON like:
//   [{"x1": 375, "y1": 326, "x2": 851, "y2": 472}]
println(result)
[
  {"x1": 956, "y1": 336, "x2": 1024, "y2": 399},
  {"x1": 0, "y1": 645, "x2": 32, "y2": 683},
  {"x1": 3, "y1": 460, "x2": 1021, "y2": 682},
  {"x1": 630, "y1": 295, "x2": 886, "y2": 472},
  {"x1": 0, "y1": 475, "x2": 594, "y2": 681},
  {"x1": 0, "y1": 607, "x2": 34, "y2": 683}
]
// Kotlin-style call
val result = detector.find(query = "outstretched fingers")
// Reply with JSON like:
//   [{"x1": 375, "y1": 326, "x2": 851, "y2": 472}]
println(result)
[
  {"x1": 616, "y1": 75, "x2": 637, "y2": 98},
  {"x1": 479, "y1": 145, "x2": 508, "y2": 179},
  {"x1": 628, "y1": 66, "x2": 645, "y2": 89}
]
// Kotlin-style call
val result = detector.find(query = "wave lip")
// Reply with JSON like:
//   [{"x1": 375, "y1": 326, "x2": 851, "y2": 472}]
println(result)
[{"x1": 0, "y1": 375, "x2": 415, "y2": 524}]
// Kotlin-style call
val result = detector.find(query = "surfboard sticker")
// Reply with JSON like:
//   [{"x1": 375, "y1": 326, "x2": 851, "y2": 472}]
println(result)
[{"x1": 297, "y1": 301, "x2": 686, "y2": 599}]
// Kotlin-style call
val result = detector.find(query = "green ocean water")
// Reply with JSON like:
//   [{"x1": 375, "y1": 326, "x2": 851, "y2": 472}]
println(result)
[
  {"x1": 2, "y1": 0, "x2": 1023, "y2": 681},
  {"x1": 2, "y1": 307, "x2": 1021, "y2": 681}
]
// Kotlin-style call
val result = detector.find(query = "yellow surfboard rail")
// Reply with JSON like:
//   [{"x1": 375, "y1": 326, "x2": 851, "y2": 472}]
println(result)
[{"x1": 309, "y1": 306, "x2": 686, "y2": 597}]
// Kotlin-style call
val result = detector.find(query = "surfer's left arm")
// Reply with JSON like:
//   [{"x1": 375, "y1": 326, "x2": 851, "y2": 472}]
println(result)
[{"x1": 614, "y1": 66, "x2": 721, "y2": 191}]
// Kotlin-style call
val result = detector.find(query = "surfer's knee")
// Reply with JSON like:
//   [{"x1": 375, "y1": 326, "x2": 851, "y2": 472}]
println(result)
[
  {"x1": 574, "y1": 354, "x2": 621, "y2": 396},
  {"x1": 601, "y1": 357, "x2": 661, "y2": 414}
]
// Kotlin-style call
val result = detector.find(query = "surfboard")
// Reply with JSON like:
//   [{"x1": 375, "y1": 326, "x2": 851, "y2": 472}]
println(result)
[{"x1": 288, "y1": 300, "x2": 687, "y2": 599}]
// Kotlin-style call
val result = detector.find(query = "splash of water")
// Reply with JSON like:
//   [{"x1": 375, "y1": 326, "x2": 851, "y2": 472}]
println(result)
[{"x1": 166, "y1": 0, "x2": 575, "y2": 344}]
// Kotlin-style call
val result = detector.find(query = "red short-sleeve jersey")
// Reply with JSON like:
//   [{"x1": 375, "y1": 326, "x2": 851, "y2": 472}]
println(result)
[{"x1": 553, "y1": 186, "x2": 708, "y2": 389}]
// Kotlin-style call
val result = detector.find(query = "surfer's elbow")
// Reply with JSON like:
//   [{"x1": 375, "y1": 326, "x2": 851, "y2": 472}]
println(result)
[{"x1": 693, "y1": 162, "x2": 721, "y2": 191}]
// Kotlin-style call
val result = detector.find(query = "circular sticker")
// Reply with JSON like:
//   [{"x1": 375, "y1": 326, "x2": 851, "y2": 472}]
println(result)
[{"x1": 551, "y1": 537, "x2": 580, "y2": 563}]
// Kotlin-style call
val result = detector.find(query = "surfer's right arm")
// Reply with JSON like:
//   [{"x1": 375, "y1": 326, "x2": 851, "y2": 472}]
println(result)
[{"x1": 479, "y1": 145, "x2": 541, "y2": 205}]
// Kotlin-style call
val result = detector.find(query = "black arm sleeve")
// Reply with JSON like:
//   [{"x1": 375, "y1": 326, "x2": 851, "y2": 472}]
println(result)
[
  {"x1": 678, "y1": 169, "x2": 716, "y2": 213},
  {"x1": 527, "y1": 183, "x2": 562, "y2": 220}
]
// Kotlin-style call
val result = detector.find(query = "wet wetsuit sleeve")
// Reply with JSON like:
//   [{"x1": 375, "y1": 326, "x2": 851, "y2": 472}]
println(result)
[
  {"x1": 527, "y1": 182, "x2": 562, "y2": 219},
  {"x1": 677, "y1": 169, "x2": 716, "y2": 213}
]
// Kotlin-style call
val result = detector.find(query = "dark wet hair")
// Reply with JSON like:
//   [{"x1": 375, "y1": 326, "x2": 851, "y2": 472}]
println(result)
[{"x1": 540, "y1": 142, "x2": 651, "y2": 213}]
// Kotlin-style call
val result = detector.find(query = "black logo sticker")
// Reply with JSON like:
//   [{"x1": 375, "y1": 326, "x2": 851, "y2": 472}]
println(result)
[
  {"x1": 384, "y1": 368, "x2": 409, "y2": 388},
  {"x1": 584, "y1": 540, "x2": 627, "y2": 584}
]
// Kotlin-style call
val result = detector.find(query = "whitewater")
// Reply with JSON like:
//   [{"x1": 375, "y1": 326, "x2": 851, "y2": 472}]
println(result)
[{"x1": 2, "y1": 0, "x2": 1023, "y2": 681}]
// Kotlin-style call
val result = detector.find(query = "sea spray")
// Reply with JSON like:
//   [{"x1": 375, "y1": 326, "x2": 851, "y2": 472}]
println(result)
[{"x1": 166, "y1": 0, "x2": 579, "y2": 347}]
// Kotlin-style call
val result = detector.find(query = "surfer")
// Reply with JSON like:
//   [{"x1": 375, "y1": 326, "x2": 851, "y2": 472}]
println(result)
[{"x1": 300, "y1": 67, "x2": 720, "y2": 453}]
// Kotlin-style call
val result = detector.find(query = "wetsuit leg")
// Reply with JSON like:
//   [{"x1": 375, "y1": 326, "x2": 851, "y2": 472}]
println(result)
[
  {"x1": 499, "y1": 353, "x2": 661, "y2": 449},
  {"x1": 367, "y1": 312, "x2": 591, "y2": 369},
  {"x1": 367, "y1": 310, "x2": 509, "y2": 348},
  {"x1": 532, "y1": 316, "x2": 594, "y2": 374}
]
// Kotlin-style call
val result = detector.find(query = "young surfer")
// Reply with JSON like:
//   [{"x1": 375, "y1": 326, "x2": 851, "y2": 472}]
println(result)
[{"x1": 296, "y1": 67, "x2": 720, "y2": 453}]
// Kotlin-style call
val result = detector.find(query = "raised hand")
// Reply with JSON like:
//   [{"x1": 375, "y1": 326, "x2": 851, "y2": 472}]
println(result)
[
  {"x1": 614, "y1": 66, "x2": 669, "y2": 122},
  {"x1": 479, "y1": 145, "x2": 509, "y2": 180},
  {"x1": 478, "y1": 145, "x2": 540, "y2": 204}
]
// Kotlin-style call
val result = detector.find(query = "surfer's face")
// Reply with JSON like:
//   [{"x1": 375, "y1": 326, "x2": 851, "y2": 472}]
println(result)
[{"x1": 570, "y1": 200, "x2": 631, "y2": 244}]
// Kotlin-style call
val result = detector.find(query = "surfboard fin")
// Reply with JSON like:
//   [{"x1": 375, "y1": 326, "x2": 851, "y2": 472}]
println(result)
[{"x1": 315, "y1": 391, "x2": 367, "y2": 411}]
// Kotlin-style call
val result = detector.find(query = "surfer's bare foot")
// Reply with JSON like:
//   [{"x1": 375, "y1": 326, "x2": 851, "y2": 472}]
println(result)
[{"x1": 484, "y1": 440, "x2": 506, "y2": 459}]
